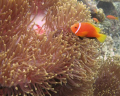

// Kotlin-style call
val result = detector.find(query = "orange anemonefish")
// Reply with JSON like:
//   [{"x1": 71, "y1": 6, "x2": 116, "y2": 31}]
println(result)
[
  {"x1": 106, "y1": 15, "x2": 119, "y2": 20},
  {"x1": 71, "y1": 22, "x2": 106, "y2": 43}
]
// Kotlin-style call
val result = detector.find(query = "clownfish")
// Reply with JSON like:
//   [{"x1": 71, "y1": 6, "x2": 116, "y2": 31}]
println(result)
[
  {"x1": 71, "y1": 22, "x2": 106, "y2": 43},
  {"x1": 106, "y1": 15, "x2": 119, "y2": 20}
]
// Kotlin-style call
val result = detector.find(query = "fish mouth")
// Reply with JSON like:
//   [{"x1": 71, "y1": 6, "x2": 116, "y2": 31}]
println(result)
[
  {"x1": 70, "y1": 25, "x2": 74, "y2": 30},
  {"x1": 70, "y1": 27, "x2": 73, "y2": 32}
]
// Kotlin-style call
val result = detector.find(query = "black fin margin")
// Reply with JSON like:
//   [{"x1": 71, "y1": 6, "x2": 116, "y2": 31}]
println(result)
[
  {"x1": 78, "y1": 36, "x2": 96, "y2": 40},
  {"x1": 78, "y1": 36, "x2": 83, "y2": 40}
]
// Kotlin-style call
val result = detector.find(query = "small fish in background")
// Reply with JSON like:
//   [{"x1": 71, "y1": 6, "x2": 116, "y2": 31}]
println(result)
[
  {"x1": 71, "y1": 22, "x2": 106, "y2": 43},
  {"x1": 93, "y1": 18, "x2": 100, "y2": 23},
  {"x1": 90, "y1": 7, "x2": 98, "y2": 14},
  {"x1": 106, "y1": 15, "x2": 119, "y2": 20}
]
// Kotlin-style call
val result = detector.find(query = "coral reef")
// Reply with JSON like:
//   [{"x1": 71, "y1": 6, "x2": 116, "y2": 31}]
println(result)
[
  {"x1": 98, "y1": 1, "x2": 120, "y2": 55},
  {"x1": 100, "y1": 36, "x2": 114, "y2": 60},
  {"x1": 97, "y1": 1, "x2": 117, "y2": 15},
  {"x1": 114, "y1": 2, "x2": 120, "y2": 17},
  {"x1": 79, "y1": 0, "x2": 105, "y2": 22},
  {"x1": 94, "y1": 56, "x2": 120, "y2": 96},
  {"x1": 91, "y1": 8, "x2": 105, "y2": 22},
  {"x1": 101, "y1": 17, "x2": 120, "y2": 55}
]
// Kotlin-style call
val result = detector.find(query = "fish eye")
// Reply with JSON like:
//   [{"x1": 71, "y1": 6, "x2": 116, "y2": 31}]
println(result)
[{"x1": 75, "y1": 27, "x2": 77, "y2": 28}]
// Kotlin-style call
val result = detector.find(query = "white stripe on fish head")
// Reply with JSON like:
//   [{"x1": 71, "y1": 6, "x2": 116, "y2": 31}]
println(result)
[{"x1": 75, "y1": 23, "x2": 81, "y2": 34}]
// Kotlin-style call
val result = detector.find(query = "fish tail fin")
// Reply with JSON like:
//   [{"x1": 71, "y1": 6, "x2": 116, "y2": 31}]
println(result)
[{"x1": 97, "y1": 34, "x2": 106, "y2": 43}]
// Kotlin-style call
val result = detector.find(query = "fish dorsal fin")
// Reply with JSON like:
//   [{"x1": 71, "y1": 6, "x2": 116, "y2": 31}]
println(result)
[{"x1": 95, "y1": 27, "x2": 100, "y2": 33}]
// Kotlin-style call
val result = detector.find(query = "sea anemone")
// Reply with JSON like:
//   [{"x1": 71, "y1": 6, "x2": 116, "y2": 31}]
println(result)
[
  {"x1": 42, "y1": 1, "x2": 101, "y2": 95},
  {"x1": 28, "y1": 0, "x2": 58, "y2": 12},
  {"x1": 0, "y1": 0, "x2": 101, "y2": 96},
  {"x1": 0, "y1": 0, "x2": 36, "y2": 37},
  {"x1": 50, "y1": 33, "x2": 100, "y2": 96},
  {"x1": 94, "y1": 55, "x2": 120, "y2": 96},
  {"x1": 43, "y1": 0, "x2": 92, "y2": 32},
  {"x1": 0, "y1": 30, "x2": 100, "y2": 96},
  {"x1": 0, "y1": 30, "x2": 74, "y2": 95}
]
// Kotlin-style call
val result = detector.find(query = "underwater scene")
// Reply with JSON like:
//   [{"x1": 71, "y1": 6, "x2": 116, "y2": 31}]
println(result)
[{"x1": 0, "y1": 0, "x2": 120, "y2": 96}]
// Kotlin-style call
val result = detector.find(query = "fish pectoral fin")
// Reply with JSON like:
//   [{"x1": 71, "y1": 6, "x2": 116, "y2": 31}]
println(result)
[{"x1": 80, "y1": 31, "x2": 88, "y2": 37}]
